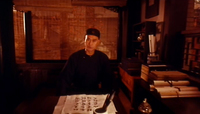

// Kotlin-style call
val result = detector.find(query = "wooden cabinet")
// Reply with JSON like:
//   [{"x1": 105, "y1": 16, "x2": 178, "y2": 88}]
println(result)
[
  {"x1": 118, "y1": 66, "x2": 141, "y2": 105},
  {"x1": 182, "y1": 29, "x2": 200, "y2": 76},
  {"x1": 131, "y1": 21, "x2": 156, "y2": 63}
]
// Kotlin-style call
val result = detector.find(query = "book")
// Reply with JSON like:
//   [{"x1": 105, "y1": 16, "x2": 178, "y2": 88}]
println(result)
[
  {"x1": 141, "y1": 64, "x2": 171, "y2": 75},
  {"x1": 153, "y1": 80, "x2": 190, "y2": 86},
  {"x1": 140, "y1": 64, "x2": 173, "y2": 82},
  {"x1": 159, "y1": 90, "x2": 200, "y2": 98},
  {"x1": 149, "y1": 71, "x2": 189, "y2": 80},
  {"x1": 154, "y1": 86, "x2": 199, "y2": 91},
  {"x1": 161, "y1": 94, "x2": 200, "y2": 98},
  {"x1": 155, "y1": 86, "x2": 200, "y2": 98},
  {"x1": 140, "y1": 72, "x2": 148, "y2": 82}
]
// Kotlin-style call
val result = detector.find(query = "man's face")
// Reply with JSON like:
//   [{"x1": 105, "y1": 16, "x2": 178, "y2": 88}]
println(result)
[{"x1": 84, "y1": 35, "x2": 100, "y2": 53}]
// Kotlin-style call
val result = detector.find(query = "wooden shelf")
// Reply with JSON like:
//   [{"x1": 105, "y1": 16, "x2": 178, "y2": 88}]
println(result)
[
  {"x1": 136, "y1": 49, "x2": 144, "y2": 52},
  {"x1": 132, "y1": 40, "x2": 143, "y2": 42},
  {"x1": 184, "y1": 53, "x2": 200, "y2": 56},
  {"x1": 135, "y1": 31, "x2": 145, "y2": 34},
  {"x1": 131, "y1": 21, "x2": 156, "y2": 63},
  {"x1": 182, "y1": 29, "x2": 200, "y2": 36}
]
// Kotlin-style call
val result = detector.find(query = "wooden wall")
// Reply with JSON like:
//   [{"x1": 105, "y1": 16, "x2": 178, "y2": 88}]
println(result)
[
  {"x1": 162, "y1": 0, "x2": 189, "y2": 69},
  {"x1": 13, "y1": 7, "x2": 119, "y2": 63},
  {"x1": 181, "y1": 0, "x2": 200, "y2": 77},
  {"x1": 16, "y1": 63, "x2": 64, "y2": 96},
  {"x1": 13, "y1": 0, "x2": 126, "y2": 8},
  {"x1": 186, "y1": 0, "x2": 196, "y2": 30},
  {"x1": 12, "y1": 1, "x2": 124, "y2": 105},
  {"x1": 0, "y1": 0, "x2": 125, "y2": 113}
]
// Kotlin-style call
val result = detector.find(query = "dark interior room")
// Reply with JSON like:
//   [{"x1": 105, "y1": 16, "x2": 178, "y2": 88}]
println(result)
[{"x1": 1, "y1": 0, "x2": 200, "y2": 114}]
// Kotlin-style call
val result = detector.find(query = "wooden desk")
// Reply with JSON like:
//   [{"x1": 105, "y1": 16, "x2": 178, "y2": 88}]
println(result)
[
  {"x1": 15, "y1": 94, "x2": 127, "y2": 114},
  {"x1": 15, "y1": 96, "x2": 59, "y2": 114},
  {"x1": 132, "y1": 79, "x2": 200, "y2": 114},
  {"x1": 161, "y1": 97, "x2": 200, "y2": 114},
  {"x1": 118, "y1": 66, "x2": 141, "y2": 106}
]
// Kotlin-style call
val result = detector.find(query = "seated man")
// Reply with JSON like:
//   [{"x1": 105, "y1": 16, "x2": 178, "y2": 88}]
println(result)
[{"x1": 57, "y1": 28, "x2": 114, "y2": 95}]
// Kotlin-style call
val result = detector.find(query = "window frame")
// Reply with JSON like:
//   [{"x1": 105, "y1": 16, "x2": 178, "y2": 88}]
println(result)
[{"x1": 24, "y1": 11, "x2": 122, "y2": 63}]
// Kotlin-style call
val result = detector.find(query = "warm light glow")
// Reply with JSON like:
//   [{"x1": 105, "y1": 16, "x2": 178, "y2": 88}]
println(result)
[
  {"x1": 23, "y1": 13, "x2": 26, "y2": 39},
  {"x1": 13, "y1": 5, "x2": 17, "y2": 12},
  {"x1": 194, "y1": 0, "x2": 200, "y2": 10}
]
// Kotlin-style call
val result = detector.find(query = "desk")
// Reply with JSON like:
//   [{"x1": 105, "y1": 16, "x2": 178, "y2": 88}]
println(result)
[
  {"x1": 118, "y1": 66, "x2": 141, "y2": 104},
  {"x1": 161, "y1": 97, "x2": 200, "y2": 114},
  {"x1": 132, "y1": 79, "x2": 200, "y2": 114},
  {"x1": 15, "y1": 94, "x2": 127, "y2": 114}
]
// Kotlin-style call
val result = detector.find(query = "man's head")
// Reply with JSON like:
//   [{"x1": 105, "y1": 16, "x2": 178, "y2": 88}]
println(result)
[
  {"x1": 84, "y1": 28, "x2": 101, "y2": 55},
  {"x1": 86, "y1": 28, "x2": 100, "y2": 39}
]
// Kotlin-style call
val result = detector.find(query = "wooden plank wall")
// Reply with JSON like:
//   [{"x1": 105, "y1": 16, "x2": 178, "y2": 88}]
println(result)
[
  {"x1": 186, "y1": 0, "x2": 195, "y2": 30},
  {"x1": 14, "y1": 0, "x2": 72, "y2": 8},
  {"x1": 13, "y1": 3, "x2": 119, "y2": 63},
  {"x1": 13, "y1": 0, "x2": 121, "y2": 100}
]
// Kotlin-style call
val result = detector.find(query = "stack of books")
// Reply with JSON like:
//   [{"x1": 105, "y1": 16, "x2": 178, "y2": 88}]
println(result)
[
  {"x1": 149, "y1": 71, "x2": 189, "y2": 81},
  {"x1": 140, "y1": 64, "x2": 173, "y2": 82},
  {"x1": 147, "y1": 71, "x2": 200, "y2": 98},
  {"x1": 151, "y1": 80, "x2": 200, "y2": 98}
]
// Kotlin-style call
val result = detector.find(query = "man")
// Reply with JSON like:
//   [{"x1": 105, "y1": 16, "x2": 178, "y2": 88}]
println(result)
[{"x1": 58, "y1": 28, "x2": 114, "y2": 95}]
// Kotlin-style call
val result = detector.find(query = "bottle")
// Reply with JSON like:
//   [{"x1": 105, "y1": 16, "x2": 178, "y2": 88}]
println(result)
[
  {"x1": 138, "y1": 98, "x2": 152, "y2": 114},
  {"x1": 137, "y1": 34, "x2": 143, "y2": 41}
]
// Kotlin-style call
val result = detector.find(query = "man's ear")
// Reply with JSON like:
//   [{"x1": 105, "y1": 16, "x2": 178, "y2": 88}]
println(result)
[{"x1": 84, "y1": 35, "x2": 87, "y2": 42}]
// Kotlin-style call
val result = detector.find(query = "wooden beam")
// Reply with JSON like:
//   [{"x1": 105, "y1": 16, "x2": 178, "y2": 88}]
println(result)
[
  {"x1": 182, "y1": 29, "x2": 200, "y2": 36},
  {"x1": 71, "y1": 0, "x2": 127, "y2": 7},
  {"x1": 15, "y1": 5, "x2": 73, "y2": 12}
]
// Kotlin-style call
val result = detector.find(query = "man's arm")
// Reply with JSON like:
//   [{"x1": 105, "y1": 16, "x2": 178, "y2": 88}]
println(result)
[
  {"x1": 57, "y1": 55, "x2": 76, "y2": 95},
  {"x1": 100, "y1": 55, "x2": 114, "y2": 93}
]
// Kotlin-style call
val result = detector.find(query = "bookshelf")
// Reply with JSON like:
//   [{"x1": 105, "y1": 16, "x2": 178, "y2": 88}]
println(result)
[
  {"x1": 131, "y1": 21, "x2": 156, "y2": 63},
  {"x1": 182, "y1": 30, "x2": 200, "y2": 77}
]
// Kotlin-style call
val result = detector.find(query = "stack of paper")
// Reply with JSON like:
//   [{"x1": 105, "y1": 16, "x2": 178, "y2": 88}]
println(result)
[
  {"x1": 152, "y1": 83, "x2": 200, "y2": 98},
  {"x1": 145, "y1": 70, "x2": 200, "y2": 98}
]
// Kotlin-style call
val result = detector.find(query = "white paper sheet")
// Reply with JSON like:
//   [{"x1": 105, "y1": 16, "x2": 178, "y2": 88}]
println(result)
[{"x1": 53, "y1": 94, "x2": 117, "y2": 114}]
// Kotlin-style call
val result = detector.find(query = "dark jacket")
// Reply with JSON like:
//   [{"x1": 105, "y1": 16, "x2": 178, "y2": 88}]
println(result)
[{"x1": 57, "y1": 49, "x2": 114, "y2": 95}]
